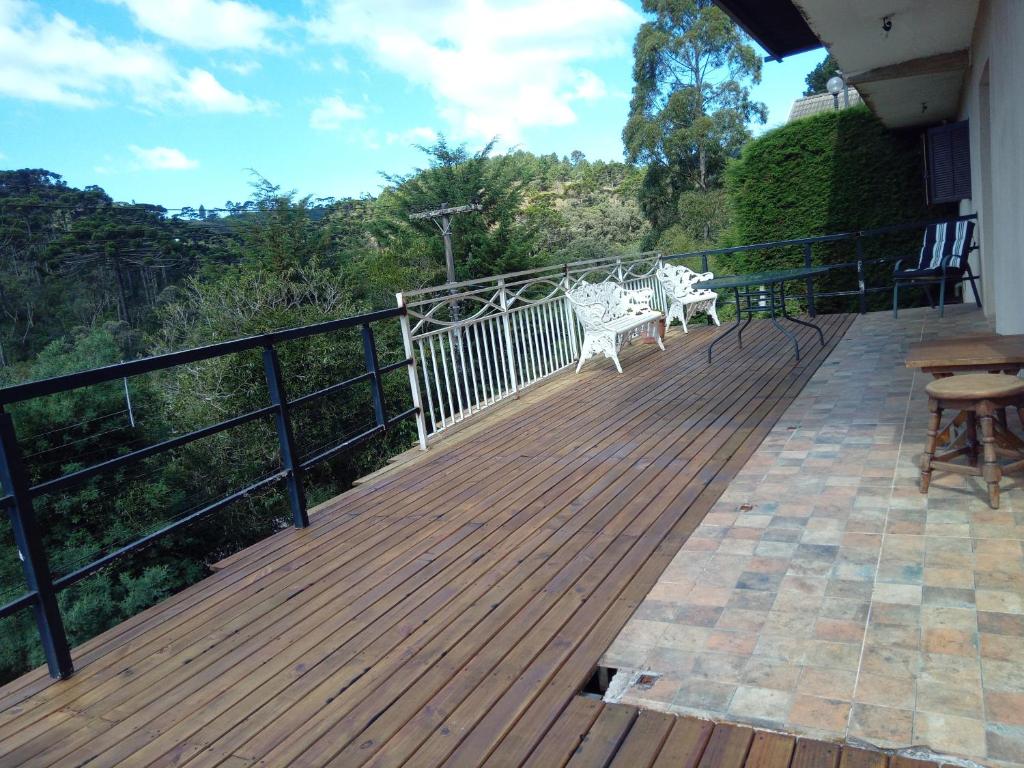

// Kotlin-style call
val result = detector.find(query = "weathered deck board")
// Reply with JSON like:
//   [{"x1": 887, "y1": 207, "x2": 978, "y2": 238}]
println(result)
[
  {"x1": 0, "y1": 314, "x2": 859, "y2": 768},
  {"x1": 533, "y1": 701, "x2": 939, "y2": 768}
]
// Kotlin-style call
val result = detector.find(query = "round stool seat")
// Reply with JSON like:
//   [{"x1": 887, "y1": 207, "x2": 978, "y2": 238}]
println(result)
[{"x1": 926, "y1": 373, "x2": 1024, "y2": 401}]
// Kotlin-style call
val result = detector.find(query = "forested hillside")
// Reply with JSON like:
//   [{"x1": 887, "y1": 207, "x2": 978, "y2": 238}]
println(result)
[{"x1": 0, "y1": 144, "x2": 653, "y2": 682}]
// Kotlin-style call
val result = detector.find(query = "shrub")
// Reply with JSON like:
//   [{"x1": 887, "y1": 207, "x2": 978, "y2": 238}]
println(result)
[{"x1": 721, "y1": 106, "x2": 955, "y2": 311}]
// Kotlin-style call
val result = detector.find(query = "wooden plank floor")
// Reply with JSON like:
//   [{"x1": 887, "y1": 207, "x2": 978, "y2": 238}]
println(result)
[
  {"x1": 540, "y1": 699, "x2": 939, "y2": 768},
  {"x1": 0, "y1": 313, "x2": 857, "y2": 768}
]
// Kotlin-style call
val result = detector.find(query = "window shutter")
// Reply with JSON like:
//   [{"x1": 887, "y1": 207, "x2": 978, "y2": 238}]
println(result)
[{"x1": 927, "y1": 121, "x2": 972, "y2": 203}]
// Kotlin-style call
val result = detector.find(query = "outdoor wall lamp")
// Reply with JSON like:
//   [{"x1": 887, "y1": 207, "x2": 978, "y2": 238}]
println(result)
[{"x1": 827, "y1": 73, "x2": 849, "y2": 110}]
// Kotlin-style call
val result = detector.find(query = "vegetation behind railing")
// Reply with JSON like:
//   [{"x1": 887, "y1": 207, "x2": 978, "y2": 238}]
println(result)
[{"x1": 0, "y1": 308, "x2": 425, "y2": 680}]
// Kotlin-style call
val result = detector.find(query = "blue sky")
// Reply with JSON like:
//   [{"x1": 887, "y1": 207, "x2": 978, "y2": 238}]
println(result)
[{"x1": 0, "y1": 0, "x2": 825, "y2": 210}]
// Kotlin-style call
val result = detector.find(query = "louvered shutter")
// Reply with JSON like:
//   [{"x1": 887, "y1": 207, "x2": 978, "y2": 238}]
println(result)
[{"x1": 927, "y1": 121, "x2": 972, "y2": 203}]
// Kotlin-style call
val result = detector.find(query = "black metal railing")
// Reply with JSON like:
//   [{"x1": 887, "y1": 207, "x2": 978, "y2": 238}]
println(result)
[
  {"x1": 667, "y1": 213, "x2": 979, "y2": 316},
  {"x1": 0, "y1": 307, "x2": 421, "y2": 680}
]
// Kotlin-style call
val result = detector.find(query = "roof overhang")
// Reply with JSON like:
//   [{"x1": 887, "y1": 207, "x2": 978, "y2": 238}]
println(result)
[
  {"x1": 719, "y1": 0, "x2": 980, "y2": 129},
  {"x1": 713, "y1": 0, "x2": 821, "y2": 60},
  {"x1": 797, "y1": 0, "x2": 978, "y2": 128}
]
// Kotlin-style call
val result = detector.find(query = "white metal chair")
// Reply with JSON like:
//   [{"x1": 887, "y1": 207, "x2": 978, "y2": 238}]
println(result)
[
  {"x1": 656, "y1": 263, "x2": 720, "y2": 332},
  {"x1": 567, "y1": 282, "x2": 664, "y2": 373}
]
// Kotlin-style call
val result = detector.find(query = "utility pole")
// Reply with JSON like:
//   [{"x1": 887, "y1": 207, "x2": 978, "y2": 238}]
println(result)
[
  {"x1": 409, "y1": 202, "x2": 482, "y2": 286},
  {"x1": 409, "y1": 202, "x2": 482, "y2": 330}
]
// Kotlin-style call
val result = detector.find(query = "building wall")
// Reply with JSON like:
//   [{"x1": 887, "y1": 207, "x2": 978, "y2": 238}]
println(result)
[{"x1": 959, "y1": 0, "x2": 1024, "y2": 333}]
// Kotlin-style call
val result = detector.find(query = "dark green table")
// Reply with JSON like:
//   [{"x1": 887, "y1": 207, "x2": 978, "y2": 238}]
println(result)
[{"x1": 695, "y1": 266, "x2": 828, "y2": 363}]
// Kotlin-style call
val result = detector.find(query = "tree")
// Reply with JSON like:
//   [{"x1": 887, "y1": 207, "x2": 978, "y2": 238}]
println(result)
[
  {"x1": 623, "y1": 0, "x2": 766, "y2": 242},
  {"x1": 379, "y1": 136, "x2": 540, "y2": 281},
  {"x1": 804, "y1": 54, "x2": 838, "y2": 96}
]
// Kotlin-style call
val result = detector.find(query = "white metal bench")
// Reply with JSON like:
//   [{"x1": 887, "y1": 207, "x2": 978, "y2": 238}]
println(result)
[
  {"x1": 656, "y1": 263, "x2": 720, "y2": 332},
  {"x1": 567, "y1": 282, "x2": 665, "y2": 373}
]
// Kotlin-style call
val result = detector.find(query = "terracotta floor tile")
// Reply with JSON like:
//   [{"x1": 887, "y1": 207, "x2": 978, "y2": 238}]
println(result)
[
  {"x1": 716, "y1": 608, "x2": 768, "y2": 633},
  {"x1": 675, "y1": 604, "x2": 724, "y2": 627},
  {"x1": 854, "y1": 671, "x2": 915, "y2": 709},
  {"x1": 914, "y1": 712, "x2": 987, "y2": 759},
  {"x1": 986, "y1": 691, "x2": 1024, "y2": 726},
  {"x1": 922, "y1": 626, "x2": 978, "y2": 656},
  {"x1": 797, "y1": 667, "x2": 856, "y2": 700},
  {"x1": 705, "y1": 630, "x2": 758, "y2": 655},
  {"x1": 671, "y1": 678, "x2": 736, "y2": 714},
  {"x1": 728, "y1": 685, "x2": 793, "y2": 723},
  {"x1": 848, "y1": 703, "x2": 914, "y2": 746},
  {"x1": 987, "y1": 724, "x2": 1024, "y2": 764},
  {"x1": 742, "y1": 656, "x2": 802, "y2": 692},
  {"x1": 814, "y1": 617, "x2": 866, "y2": 644},
  {"x1": 788, "y1": 694, "x2": 851, "y2": 734}
]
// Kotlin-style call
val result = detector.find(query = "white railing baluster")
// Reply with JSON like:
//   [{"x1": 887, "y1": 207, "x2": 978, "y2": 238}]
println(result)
[
  {"x1": 463, "y1": 325, "x2": 481, "y2": 412},
  {"x1": 478, "y1": 320, "x2": 496, "y2": 404},
  {"x1": 430, "y1": 334, "x2": 450, "y2": 427},
  {"x1": 418, "y1": 339, "x2": 438, "y2": 433}
]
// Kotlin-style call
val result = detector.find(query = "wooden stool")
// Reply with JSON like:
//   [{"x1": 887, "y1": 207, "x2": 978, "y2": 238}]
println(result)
[{"x1": 921, "y1": 373, "x2": 1024, "y2": 508}]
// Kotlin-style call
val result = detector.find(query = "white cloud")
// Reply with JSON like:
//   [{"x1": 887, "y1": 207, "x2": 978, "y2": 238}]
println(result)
[
  {"x1": 179, "y1": 68, "x2": 266, "y2": 112},
  {"x1": 309, "y1": 0, "x2": 639, "y2": 141},
  {"x1": 386, "y1": 126, "x2": 438, "y2": 146},
  {"x1": 0, "y1": 150, "x2": 6, "y2": 161},
  {"x1": 129, "y1": 144, "x2": 199, "y2": 170},
  {"x1": 309, "y1": 95, "x2": 365, "y2": 130},
  {"x1": 108, "y1": 0, "x2": 278, "y2": 50},
  {"x1": 0, "y1": 1, "x2": 270, "y2": 112},
  {"x1": 224, "y1": 60, "x2": 261, "y2": 75}
]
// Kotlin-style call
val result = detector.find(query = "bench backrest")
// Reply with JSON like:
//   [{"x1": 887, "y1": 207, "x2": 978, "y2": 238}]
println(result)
[
  {"x1": 567, "y1": 281, "x2": 631, "y2": 329},
  {"x1": 657, "y1": 263, "x2": 701, "y2": 294},
  {"x1": 915, "y1": 219, "x2": 975, "y2": 271}
]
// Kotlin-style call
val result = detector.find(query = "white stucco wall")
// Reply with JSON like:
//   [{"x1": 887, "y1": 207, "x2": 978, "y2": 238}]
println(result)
[{"x1": 958, "y1": 0, "x2": 1024, "y2": 333}]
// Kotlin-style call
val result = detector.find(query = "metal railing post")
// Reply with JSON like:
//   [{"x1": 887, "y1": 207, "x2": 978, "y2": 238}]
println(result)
[
  {"x1": 361, "y1": 323, "x2": 387, "y2": 429},
  {"x1": 802, "y1": 243, "x2": 816, "y2": 317},
  {"x1": 856, "y1": 237, "x2": 867, "y2": 314},
  {"x1": 396, "y1": 294, "x2": 428, "y2": 450},
  {"x1": 0, "y1": 412, "x2": 74, "y2": 679},
  {"x1": 561, "y1": 266, "x2": 580, "y2": 359},
  {"x1": 261, "y1": 345, "x2": 308, "y2": 528},
  {"x1": 498, "y1": 279, "x2": 519, "y2": 396},
  {"x1": 701, "y1": 253, "x2": 709, "y2": 273}
]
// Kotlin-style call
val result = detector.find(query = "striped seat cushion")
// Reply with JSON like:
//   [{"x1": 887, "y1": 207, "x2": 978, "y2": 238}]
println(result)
[{"x1": 912, "y1": 220, "x2": 975, "y2": 271}]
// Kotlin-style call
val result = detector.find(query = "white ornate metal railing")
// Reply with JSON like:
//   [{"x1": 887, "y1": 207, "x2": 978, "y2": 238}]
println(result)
[{"x1": 397, "y1": 251, "x2": 702, "y2": 444}]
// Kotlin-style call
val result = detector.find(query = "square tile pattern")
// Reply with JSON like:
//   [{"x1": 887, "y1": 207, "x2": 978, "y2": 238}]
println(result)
[{"x1": 602, "y1": 306, "x2": 1024, "y2": 767}]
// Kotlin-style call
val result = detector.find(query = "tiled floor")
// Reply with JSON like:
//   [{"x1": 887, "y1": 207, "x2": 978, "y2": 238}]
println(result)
[{"x1": 602, "y1": 305, "x2": 1024, "y2": 767}]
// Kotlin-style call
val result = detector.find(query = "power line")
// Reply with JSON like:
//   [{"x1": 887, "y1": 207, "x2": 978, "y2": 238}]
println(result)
[{"x1": 20, "y1": 410, "x2": 128, "y2": 441}]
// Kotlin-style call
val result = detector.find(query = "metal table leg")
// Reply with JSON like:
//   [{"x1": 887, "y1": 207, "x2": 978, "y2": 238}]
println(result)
[
  {"x1": 768, "y1": 282, "x2": 801, "y2": 361},
  {"x1": 707, "y1": 287, "x2": 743, "y2": 363},
  {"x1": 779, "y1": 282, "x2": 825, "y2": 346}
]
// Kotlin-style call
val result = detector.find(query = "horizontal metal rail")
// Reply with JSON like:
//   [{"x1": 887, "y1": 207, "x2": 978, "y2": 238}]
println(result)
[
  {"x1": 0, "y1": 306, "x2": 428, "y2": 680},
  {"x1": 0, "y1": 307, "x2": 405, "y2": 406}
]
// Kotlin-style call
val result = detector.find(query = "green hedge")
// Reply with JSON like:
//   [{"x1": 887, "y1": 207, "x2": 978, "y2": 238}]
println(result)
[{"x1": 720, "y1": 106, "x2": 955, "y2": 311}]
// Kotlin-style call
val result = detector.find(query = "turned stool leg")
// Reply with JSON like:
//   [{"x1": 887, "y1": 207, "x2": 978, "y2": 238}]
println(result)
[
  {"x1": 979, "y1": 402, "x2": 1001, "y2": 509},
  {"x1": 921, "y1": 397, "x2": 942, "y2": 493},
  {"x1": 965, "y1": 411, "x2": 979, "y2": 467}
]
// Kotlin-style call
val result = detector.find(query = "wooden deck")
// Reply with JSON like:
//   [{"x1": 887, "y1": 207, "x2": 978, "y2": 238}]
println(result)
[
  {"x1": 536, "y1": 699, "x2": 939, "y2": 768},
  {"x1": 0, "y1": 313, "x2": 859, "y2": 768}
]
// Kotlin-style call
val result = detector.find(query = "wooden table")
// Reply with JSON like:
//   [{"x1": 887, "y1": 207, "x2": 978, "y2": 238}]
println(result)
[
  {"x1": 906, "y1": 333, "x2": 1024, "y2": 450},
  {"x1": 906, "y1": 333, "x2": 1024, "y2": 375}
]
